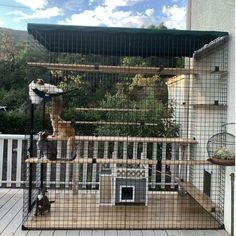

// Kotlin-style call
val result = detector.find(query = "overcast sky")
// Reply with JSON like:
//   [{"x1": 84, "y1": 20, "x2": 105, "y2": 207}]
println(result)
[{"x1": 0, "y1": 0, "x2": 186, "y2": 30}]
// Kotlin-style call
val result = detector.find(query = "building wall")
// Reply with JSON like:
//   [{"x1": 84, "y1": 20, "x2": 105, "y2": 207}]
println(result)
[
  {"x1": 167, "y1": 69, "x2": 225, "y2": 208},
  {"x1": 187, "y1": 0, "x2": 235, "y2": 233},
  {"x1": 187, "y1": 0, "x2": 235, "y2": 131}
]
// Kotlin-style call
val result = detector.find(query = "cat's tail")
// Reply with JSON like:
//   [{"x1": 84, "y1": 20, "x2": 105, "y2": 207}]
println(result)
[
  {"x1": 68, "y1": 153, "x2": 77, "y2": 161},
  {"x1": 55, "y1": 136, "x2": 76, "y2": 161},
  {"x1": 59, "y1": 153, "x2": 77, "y2": 161},
  {"x1": 50, "y1": 201, "x2": 55, "y2": 204},
  {"x1": 67, "y1": 136, "x2": 76, "y2": 160}
]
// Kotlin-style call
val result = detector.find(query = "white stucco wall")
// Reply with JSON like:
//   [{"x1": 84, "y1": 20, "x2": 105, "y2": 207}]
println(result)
[
  {"x1": 187, "y1": 0, "x2": 235, "y2": 131},
  {"x1": 187, "y1": 0, "x2": 235, "y2": 233}
]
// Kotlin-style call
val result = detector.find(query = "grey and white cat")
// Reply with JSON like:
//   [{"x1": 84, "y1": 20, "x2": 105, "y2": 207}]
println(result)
[
  {"x1": 37, "y1": 131, "x2": 76, "y2": 161},
  {"x1": 34, "y1": 188, "x2": 55, "y2": 216}
]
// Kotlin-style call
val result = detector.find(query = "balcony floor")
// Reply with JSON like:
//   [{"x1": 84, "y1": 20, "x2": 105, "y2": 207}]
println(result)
[{"x1": 0, "y1": 188, "x2": 230, "y2": 236}]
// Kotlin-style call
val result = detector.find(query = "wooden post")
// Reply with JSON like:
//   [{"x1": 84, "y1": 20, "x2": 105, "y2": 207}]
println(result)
[
  {"x1": 133, "y1": 142, "x2": 138, "y2": 160},
  {"x1": 65, "y1": 139, "x2": 73, "y2": 188},
  {"x1": 56, "y1": 141, "x2": 62, "y2": 188},
  {"x1": 72, "y1": 142, "x2": 80, "y2": 194},
  {"x1": 170, "y1": 143, "x2": 176, "y2": 189},
  {"x1": 231, "y1": 173, "x2": 234, "y2": 236},
  {"x1": 161, "y1": 143, "x2": 167, "y2": 189},
  {"x1": 123, "y1": 141, "x2": 127, "y2": 160},
  {"x1": 104, "y1": 141, "x2": 109, "y2": 159},
  {"x1": 16, "y1": 139, "x2": 22, "y2": 187},
  {"x1": 0, "y1": 139, "x2": 3, "y2": 187},
  {"x1": 28, "y1": 103, "x2": 34, "y2": 213},
  {"x1": 141, "y1": 142, "x2": 147, "y2": 160},
  {"x1": 82, "y1": 141, "x2": 88, "y2": 189},
  {"x1": 6, "y1": 139, "x2": 13, "y2": 187},
  {"x1": 151, "y1": 143, "x2": 157, "y2": 189},
  {"x1": 92, "y1": 141, "x2": 98, "y2": 189},
  {"x1": 40, "y1": 100, "x2": 46, "y2": 190},
  {"x1": 46, "y1": 162, "x2": 51, "y2": 188}
]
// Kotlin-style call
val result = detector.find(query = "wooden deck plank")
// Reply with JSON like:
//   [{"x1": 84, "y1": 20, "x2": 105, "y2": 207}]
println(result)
[
  {"x1": 205, "y1": 230, "x2": 230, "y2": 236},
  {"x1": 166, "y1": 230, "x2": 181, "y2": 236},
  {"x1": 12, "y1": 195, "x2": 29, "y2": 236},
  {"x1": 9, "y1": 229, "x2": 231, "y2": 236},
  {"x1": 179, "y1": 229, "x2": 229, "y2": 236},
  {"x1": 0, "y1": 189, "x2": 20, "y2": 207},
  {"x1": 0, "y1": 189, "x2": 22, "y2": 220},
  {"x1": 0, "y1": 188, "x2": 11, "y2": 199},
  {"x1": 130, "y1": 230, "x2": 142, "y2": 236},
  {"x1": 153, "y1": 231, "x2": 168, "y2": 236},
  {"x1": 26, "y1": 230, "x2": 41, "y2": 236},
  {"x1": 65, "y1": 230, "x2": 80, "y2": 236},
  {"x1": 0, "y1": 194, "x2": 22, "y2": 234},
  {"x1": 117, "y1": 231, "x2": 130, "y2": 236},
  {"x1": 13, "y1": 225, "x2": 29, "y2": 236},
  {"x1": 141, "y1": 231, "x2": 155, "y2": 236},
  {"x1": 104, "y1": 230, "x2": 117, "y2": 236},
  {"x1": 92, "y1": 230, "x2": 105, "y2": 236},
  {"x1": 215, "y1": 230, "x2": 230, "y2": 236},
  {"x1": 80, "y1": 230, "x2": 92, "y2": 236},
  {"x1": 1, "y1": 205, "x2": 23, "y2": 236},
  {"x1": 179, "y1": 230, "x2": 206, "y2": 236},
  {"x1": 53, "y1": 230, "x2": 68, "y2": 236},
  {"x1": 39, "y1": 230, "x2": 54, "y2": 236}
]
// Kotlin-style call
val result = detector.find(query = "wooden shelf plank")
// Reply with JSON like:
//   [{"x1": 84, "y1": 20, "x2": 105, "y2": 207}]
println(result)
[
  {"x1": 25, "y1": 158, "x2": 210, "y2": 165},
  {"x1": 163, "y1": 160, "x2": 209, "y2": 165},
  {"x1": 75, "y1": 108, "x2": 149, "y2": 112},
  {"x1": 192, "y1": 104, "x2": 227, "y2": 108},
  {"x1": 47, "y1": 135, "x2": 198, "y2": 144},
  {"x1": 25, "y1": 157, "x2": 156, "y2": 165},
  {"x1": 179, "y1": 181, "x2": 220, "y2": 213},
  {"x1": 64, "y1": 120, "x2": 159, "y2": 126},
  {"x1": 27, "y1": 62, "x2": 224, "y2": 76}
]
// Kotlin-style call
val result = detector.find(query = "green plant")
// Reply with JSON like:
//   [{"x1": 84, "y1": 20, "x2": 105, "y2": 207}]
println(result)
[{"x1": 213, "y1": 147, "x2": 235, "y2": 160}]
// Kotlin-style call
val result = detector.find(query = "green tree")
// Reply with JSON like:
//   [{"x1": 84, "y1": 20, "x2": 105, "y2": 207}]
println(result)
[
  {"x1": 95, "y1": 77, "x2": 179, "y2": 138},
  {"x1": 148, "y1": 22, "x2": 168, "y2": 30},
  {"x1": 0, "y1": 29, "x2": 15, "y2": 61}
]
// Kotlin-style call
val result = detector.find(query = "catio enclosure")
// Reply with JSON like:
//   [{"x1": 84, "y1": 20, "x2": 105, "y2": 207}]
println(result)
[{"x1": 22, "y1": 23, "x2": 230, "y2": 230}]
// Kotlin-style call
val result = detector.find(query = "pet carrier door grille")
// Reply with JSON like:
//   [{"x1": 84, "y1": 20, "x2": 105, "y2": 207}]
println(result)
[{"x1": 22, "y1": 24, "x2": 229, "y2": 230}]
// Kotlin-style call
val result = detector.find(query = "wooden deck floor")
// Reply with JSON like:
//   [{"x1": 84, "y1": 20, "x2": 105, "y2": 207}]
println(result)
[
  {"x1": 24, "y1": 190, "x2": 220, "y2": 229},
  {"x1": 0, "y1": 188, "x2": 230, "y2": 236}
]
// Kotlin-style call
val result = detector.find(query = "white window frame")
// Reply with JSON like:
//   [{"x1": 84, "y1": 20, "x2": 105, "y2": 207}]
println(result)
[{"x1": 119, "y1": 185, "x2": 135, "y2": 202}]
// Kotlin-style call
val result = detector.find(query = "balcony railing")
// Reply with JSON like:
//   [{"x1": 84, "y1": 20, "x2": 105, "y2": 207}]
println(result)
[{"x1": 0, "y1": 134, "x2": 198, "y2": 188}]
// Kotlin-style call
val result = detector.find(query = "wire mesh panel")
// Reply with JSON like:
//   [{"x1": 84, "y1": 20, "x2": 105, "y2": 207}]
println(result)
[{"x1": 22, "y1": 24, "x2": 229, "y2": 230}]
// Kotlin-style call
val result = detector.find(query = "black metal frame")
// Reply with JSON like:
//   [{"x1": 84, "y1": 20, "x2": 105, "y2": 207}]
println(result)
[{"x1": 22, "y1": 24, "x2": 229, "y2": 230}]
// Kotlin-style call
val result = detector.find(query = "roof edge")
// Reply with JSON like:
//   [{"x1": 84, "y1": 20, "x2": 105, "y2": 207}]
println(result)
[{"x1": 194, "y1": 35, "x2": 229, "y2": 60}]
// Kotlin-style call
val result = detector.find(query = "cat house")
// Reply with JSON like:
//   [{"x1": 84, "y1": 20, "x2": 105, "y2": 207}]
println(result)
[{"x1": 99, "y1": 164, "x2": 148, "y2": 205}]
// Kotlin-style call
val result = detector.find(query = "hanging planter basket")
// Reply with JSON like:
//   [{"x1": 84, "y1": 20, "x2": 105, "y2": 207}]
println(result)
[
  {"x1": 207, "y1": 132, "x2": 235, "y2": 166},
  {"x1": 207, "y1": 157, "x2": 235, "y2": 166}
]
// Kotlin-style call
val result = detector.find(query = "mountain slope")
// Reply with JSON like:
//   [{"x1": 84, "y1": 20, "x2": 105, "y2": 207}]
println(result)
[{"x1": 0, "y1": 27, "x2": 28, "y2": 46}]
